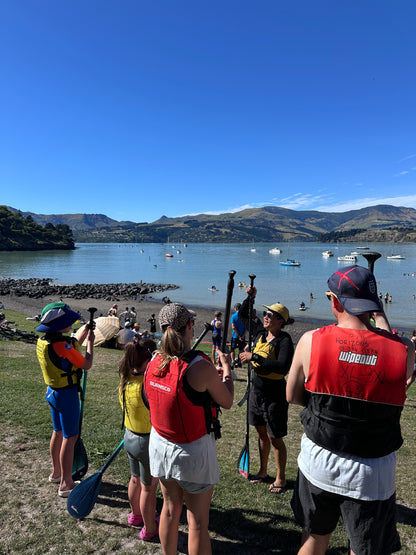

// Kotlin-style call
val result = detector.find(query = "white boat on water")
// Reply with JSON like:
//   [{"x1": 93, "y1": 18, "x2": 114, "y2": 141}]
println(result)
[
  {"x1": 387, "y1": 254, "x2": 405, "y2": 260},
  {"x1": 356, "y1": 246, "x2": 369, "y2": 250},
  {"x1": 280, "y1": 259, "x2": 301, "y2": 267},
  {"x1": 337, "y1": 254, "x2": 357, "y2": 263},
  {"x1": 322, "y1": 250, "x2": 334, "y2": 258},
  {"x1": 269, "y1": 247, "x2": 282, "y2": 254},
  {"x1": 250, "y1": 248, "x2": 257, "y2": 252},
  {"x1": 350, "y1": 251, "x2": 360, "y2": 256}
]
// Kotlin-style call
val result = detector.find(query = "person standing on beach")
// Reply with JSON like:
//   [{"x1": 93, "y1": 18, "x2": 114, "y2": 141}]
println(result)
[
  {"x1": 118, "y1": 338, "x2": 159, "y2": 541},
  {"x1": 147, "y1": 314, "x2": 157, "y2": 337},
  {"x1": 210, "y1": 310, "x2": 222, "y2": 363},
  {"x1": 230, "y1": 303, "x2": 246, "y2": 369},
  {"x1": 36, "y1": 302, "x2": 94, "y2": 497},
  {"x1": 144, "y1": 303, "x2": 234, "y2": 555},
  {"x1": 286, "y1": 265, "x2": 414, "y2": 554},
  {"x1": 239, "y1": 287, "x2": 294, "y2": 494}
]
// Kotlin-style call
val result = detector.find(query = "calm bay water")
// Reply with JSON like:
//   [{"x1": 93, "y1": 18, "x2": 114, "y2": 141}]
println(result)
[{"x1": 1, "y1": 242, "x2": 416, "y2": 330}]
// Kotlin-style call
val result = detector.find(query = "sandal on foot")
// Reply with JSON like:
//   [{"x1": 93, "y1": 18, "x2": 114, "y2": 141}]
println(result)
[
  {"x1": 249, "y1": 473, "x2": 270, "y2": 484},
  {"x1": 58, "y1": 481, "x2": 80, "y2": 498},
  {"x1": 139, "y1": 516, "x2": 160, "y2": 542},
  {"x1": 128, "y1": 512, "x2": 143, "y2": 526},
  {"x1": 268, "y1": 482, "x2": 287, "y2": 494},
  {"x1": 48, "y1": 475, "x2": 61, "y2": 483}
]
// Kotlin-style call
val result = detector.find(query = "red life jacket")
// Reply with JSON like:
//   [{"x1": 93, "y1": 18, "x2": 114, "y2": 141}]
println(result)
[
  {"x1": 301, "y1": 325, "x2": 408, "y2": 457},
  {"x1": 144, "y1": 351, "x2": 215, "y2": 443}
]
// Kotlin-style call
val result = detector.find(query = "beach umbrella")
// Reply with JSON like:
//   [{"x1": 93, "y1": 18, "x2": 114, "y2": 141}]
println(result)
[{"x1": 75, "y1": 316, "x2": 120, "y2": 346}]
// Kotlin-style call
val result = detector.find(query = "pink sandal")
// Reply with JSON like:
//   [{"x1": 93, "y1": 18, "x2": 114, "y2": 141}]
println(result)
[
  {"x1": 128, "y1": 512, "x2": 143, "y2": 526},
  {"x1": 139, "y1": 515, "x2": 160, "y2": 542}
]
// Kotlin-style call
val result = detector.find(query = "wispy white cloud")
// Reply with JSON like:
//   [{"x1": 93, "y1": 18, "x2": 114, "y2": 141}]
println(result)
[
  {"x1": 311, "y1": 194, "x2": 416, "y2": 213},
  {"x1": 181, "y1": 194, "x2": 416, "y2": 218},
  {"x1": 398, "y1": 154, "x2": 416, "y2": 163},
  {"x1": 395, "y1": 170, "x2": 409, "y2": 176}
]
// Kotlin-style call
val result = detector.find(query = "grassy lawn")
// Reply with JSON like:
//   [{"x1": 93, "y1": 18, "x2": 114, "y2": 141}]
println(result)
[{"x1": 1, "y1": 321, "x2": 415, "y2": 554}]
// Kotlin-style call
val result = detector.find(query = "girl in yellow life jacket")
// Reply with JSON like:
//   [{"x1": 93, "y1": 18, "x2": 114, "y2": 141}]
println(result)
[{"x1": 118, "y1": 338, "x2": 159, "y2": 542}]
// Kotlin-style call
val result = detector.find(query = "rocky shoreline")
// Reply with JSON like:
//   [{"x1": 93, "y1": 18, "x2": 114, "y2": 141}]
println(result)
[{"x1": 0, "y1": 278, "x2": 178, "y2": 300}]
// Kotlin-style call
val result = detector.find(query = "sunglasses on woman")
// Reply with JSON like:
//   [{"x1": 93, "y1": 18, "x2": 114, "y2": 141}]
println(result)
[{"x1": 263, "y1": 311, "x2": 283, "y2": 320}]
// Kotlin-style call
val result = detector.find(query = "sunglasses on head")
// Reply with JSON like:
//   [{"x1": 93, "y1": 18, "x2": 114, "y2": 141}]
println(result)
[{"x1": 325, "y1": 291, "x2": 339, "y2": 301}]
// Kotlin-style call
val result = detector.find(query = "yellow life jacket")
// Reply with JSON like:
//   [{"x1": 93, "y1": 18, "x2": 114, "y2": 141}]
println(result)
[
  {"x1": 36, "y1": 336, "x2": 82, "y2": 389},
  {"x1": 251, "y1": 336, "x2": 285, "y2": 380},
  {"x1": 119, "y1": 374, "x2": 151, "y2": 434}
]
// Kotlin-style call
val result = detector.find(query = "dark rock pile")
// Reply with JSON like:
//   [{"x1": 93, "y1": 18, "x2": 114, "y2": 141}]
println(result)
[{"x1": 0, "y1": 278, "x2": 179, "y2": 300}]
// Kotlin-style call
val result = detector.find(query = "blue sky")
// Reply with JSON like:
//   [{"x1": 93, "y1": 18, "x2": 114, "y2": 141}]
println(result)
[{"x1": 2, "y1": 1, "x2": 416, "y2": 223}]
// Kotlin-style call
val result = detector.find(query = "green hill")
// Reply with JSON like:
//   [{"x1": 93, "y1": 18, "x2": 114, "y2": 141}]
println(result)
[
  {"x1": 3, "y1": 204, "x2": 416, "y2": 245},
  {"x1": 0, "y1": 207, "x2": 74, "y2": 251}
]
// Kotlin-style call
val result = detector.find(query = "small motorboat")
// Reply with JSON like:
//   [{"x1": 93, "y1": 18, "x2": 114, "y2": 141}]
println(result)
[
  {"x1": 269, "y1": 247, "x2": 282, "y2": 254},
  {"x1": 250, "y1": 248, "x2": 257, "y2": 252},
  {"x1": 337, "y1": 254, "x2": 357, "y2": 263},
  {"x1": 386, "y1": 254, "x2": 405, "y2": 260},
  {"x1": 165, "y1": 252, "x2": 174, "y2": 258},
  {"x1": 322, "y1": 250, "x2": 334, "y2": 258},
  {"x1": 280, "y1": 259, "x2": 301, "y2": 267}
]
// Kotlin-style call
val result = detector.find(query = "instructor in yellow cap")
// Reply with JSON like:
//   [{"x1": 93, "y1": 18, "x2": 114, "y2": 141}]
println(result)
[{"x1": 239, "y1": 286, "x2": 294, "y2": 493}]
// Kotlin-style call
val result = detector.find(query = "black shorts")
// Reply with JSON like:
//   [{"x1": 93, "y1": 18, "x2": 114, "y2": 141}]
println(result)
[
  {"x1": 291, "y1": 470, "x2": 401, "y2": 554},
  {"x1": 231, "y1": 337, "x2": 246, "y2": 351},
  {"x1": 248, "y1": 383, "x2": 288, "y2": 438}
]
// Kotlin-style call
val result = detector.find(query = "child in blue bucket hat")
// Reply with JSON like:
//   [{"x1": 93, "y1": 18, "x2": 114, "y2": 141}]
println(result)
[{"x1": 36, "y1": 302, "x2": 95, "y2": 497}]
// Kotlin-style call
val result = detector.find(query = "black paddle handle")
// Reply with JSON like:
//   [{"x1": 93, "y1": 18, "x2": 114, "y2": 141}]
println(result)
[
  {"x1": 361, "y1": 252, "x2": 382, "y2": 274},
  {"x1": 192, "y1": 322, "x2": 214, "y2": 351},
  {"x1": 87, "y1": 307, "x2": 97, "y2": 329},
  {"x1": 247, "y1": 274, "x2": 256, "y2": 349},
  {"x1": 221, "y1": 270, "x2": 236, "y2": 352}
]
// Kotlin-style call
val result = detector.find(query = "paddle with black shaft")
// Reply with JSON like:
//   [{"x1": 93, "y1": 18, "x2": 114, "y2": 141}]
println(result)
[
  {"x1": 237, "y1": 274, "x2": 256, "y2": 479},
  {"x1": 67, "y1": 317, "x2": 216, "y2": 519},
  {"x1": 72, "y1": 306, "x2": 96, "y2": 481},
  {"x1": 221, "y1": 270, "x2": 237, "y2": 355},
  {"x1": 192, "y1": 322, "x2": 214, "y2": 350},
  {"x1": 67, "y1": 439, "x2": 125, "y2": 518}
]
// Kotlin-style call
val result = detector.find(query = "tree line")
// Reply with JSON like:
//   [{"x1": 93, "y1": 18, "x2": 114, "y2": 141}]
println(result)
[{"x1": 0, "y1": 207, "x2": 75, "y2": 251}]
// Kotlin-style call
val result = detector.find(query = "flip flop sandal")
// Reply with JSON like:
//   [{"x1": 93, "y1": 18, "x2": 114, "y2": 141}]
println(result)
[
  {"x1": 58, "y1": 481, "x2": 80, "y2": 498},
  {"x1": 249, "y1": 473, "x2": 270, "y2": 484},
  {"x1": 268, "y1": 482, "x2": 287, "y2": 494}
]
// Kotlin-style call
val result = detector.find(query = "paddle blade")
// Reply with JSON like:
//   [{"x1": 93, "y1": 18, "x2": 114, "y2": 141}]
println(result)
[
  {"x1": 72, "y1": 437, "x2": 88, "y2": 481},
  {"x1": 67, "y1": 472, "x2": 103, "y2": 519},
  {"x1": 238, "y1": 444, "x2": 250, "y2": 479}
]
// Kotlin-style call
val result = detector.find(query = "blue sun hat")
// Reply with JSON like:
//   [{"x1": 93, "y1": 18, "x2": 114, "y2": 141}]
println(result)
[{"x1": 36, "y1": 302, "x2": 81, "y2": 333}]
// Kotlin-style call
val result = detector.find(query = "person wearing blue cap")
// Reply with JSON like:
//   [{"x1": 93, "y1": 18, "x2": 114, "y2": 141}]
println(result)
[
  {"x1": 287, "y1": 265, "x2": 415, "y2": 554},
  {"x1": 36, "y1": 302, "x2": 95, "y2": 497}
]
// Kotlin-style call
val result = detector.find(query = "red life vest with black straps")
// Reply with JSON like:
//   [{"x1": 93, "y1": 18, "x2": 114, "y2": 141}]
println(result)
[
  {"x1": 144, "y1": 351, "x2": 215, "y2": 444},
  {"x1": 301, "y1": 325, "x2": 408, "y2": 458}
]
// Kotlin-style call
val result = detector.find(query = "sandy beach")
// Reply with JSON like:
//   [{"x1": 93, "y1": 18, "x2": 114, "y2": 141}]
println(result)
[{"x1": 1, "y1": 292, "x2": 325, "y2": 345}]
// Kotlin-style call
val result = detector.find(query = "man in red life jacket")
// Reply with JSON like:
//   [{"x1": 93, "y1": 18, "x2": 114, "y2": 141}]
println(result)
[{"x1": 287, "y1": 265, "x2": 415, "y2": 555}]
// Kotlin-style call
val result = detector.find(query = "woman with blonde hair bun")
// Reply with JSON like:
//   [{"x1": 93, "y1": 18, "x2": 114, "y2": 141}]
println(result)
[{"x1": 144, "y1": 303, "x2": 234, "y2": 555}]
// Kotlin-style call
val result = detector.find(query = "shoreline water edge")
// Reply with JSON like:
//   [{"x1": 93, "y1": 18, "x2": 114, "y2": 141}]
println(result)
[{"x1": 1, "y1": 281, "x2": 412, "y2": 344}]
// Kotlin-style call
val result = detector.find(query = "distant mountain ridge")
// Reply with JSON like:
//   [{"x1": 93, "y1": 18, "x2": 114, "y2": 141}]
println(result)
[
  {"x1": 4, "y1": 204, "x2": 416, "y2": 243},
  {"x1": 4, "y1": 206, "x2": 135, "y2": 231}
]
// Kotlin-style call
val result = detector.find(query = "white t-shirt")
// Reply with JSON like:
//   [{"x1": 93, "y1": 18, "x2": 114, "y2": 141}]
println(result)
[{"x1": 298, "y1": 434, "x2": 396, "y2": 501}]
